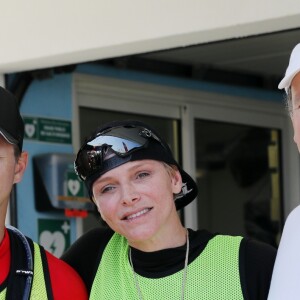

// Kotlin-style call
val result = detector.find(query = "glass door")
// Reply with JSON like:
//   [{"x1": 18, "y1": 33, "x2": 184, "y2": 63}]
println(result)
[{"x1": 194, "y1": 119, "x2": 282, "y2": 247}]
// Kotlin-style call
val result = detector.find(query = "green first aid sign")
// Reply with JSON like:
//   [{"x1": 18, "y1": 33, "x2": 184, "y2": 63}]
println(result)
[
  {"x1": 38, "y1": 219, "x2": 71, "y2": 257},
  {"x1": 66, "y1": 171, "x2": 84, "y2": 197},
  {"x1": 24, "y1": 116, "x2": 72, "y2": 144}
]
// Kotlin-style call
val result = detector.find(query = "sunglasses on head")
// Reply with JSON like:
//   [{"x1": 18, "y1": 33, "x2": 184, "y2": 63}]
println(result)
[{"x1": 74, "y1": 125, "x2": 163, "y2": 181}]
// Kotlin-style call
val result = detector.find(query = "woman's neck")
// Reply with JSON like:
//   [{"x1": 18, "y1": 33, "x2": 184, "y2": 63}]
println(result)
[{"x1": 129, "y1": 225, "x2": 187, "y2": 252}]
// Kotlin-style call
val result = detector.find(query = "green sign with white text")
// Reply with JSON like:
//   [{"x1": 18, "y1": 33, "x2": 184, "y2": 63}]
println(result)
[{"x1": 24, "y1": 116, "x2": 72, "y2": 144}]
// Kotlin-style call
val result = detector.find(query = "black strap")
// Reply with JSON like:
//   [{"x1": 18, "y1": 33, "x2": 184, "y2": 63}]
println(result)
[
  {"x1": 5, "y1": 228, "x2": 53, "y2": 300},
  {"x1": 6, "y1": 228, "x2": 34, "y2": 300}
]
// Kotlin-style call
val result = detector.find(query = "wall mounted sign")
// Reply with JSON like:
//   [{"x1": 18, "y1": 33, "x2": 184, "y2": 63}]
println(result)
[
  {"x1": 23, "y1": 116, "x2": 72, "y2": 144},
  {"x1": 38, "y1": 218, "x2": 71, "y2": 257}
]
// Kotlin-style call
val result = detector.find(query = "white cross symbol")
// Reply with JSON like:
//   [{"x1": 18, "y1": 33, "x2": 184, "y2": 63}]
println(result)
[{"x1": 61, "y1": 221, "x2": 70, "y2": 234}]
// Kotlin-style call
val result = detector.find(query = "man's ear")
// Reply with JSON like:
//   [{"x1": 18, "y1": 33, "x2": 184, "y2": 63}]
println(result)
[{"x1": 14, "y1": 151, "x2": 28, "y2": 184}]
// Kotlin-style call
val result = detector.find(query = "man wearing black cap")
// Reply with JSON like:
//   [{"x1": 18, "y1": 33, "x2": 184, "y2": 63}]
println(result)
[
  {"x1": 62, "y1": 120, "x2": 276, "y2": 299},
  {"x1": 268, "y1": 43, "x2": 300, "y2": 300},
  {"x1": 0, "y1": 86, "x2": 87, "y2": 299}
]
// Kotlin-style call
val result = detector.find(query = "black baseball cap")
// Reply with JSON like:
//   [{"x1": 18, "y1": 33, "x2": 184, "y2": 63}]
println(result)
[
  {"x1": 0, "y1": 86, "x2": 24, "y2": 151},
  {"x1": 75, "y1": 120, "x2": 198, "y2": 210}
]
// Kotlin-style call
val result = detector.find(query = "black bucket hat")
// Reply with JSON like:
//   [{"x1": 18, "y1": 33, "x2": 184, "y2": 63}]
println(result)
[
  {"x1": 75, "y1": 120, "x2": 198, "y2": 210},
  {"x1": 0, "y1": 86, "x2": 24, "y2": 151}
]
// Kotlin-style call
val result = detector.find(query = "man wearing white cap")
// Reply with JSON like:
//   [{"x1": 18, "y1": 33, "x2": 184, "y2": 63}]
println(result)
[{"x1": 268, "y1": 43, "x2": 300, "y2": 299}]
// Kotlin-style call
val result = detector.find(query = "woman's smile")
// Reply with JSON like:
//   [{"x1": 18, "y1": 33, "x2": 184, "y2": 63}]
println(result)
[{"x1": 122, "y1": 207, "x2": 153, "y2": 221}]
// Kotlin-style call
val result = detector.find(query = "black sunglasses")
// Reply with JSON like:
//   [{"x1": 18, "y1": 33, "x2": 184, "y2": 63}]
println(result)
[{"x1": 74, "y1": 125, "x2": 163, "y2": 181}]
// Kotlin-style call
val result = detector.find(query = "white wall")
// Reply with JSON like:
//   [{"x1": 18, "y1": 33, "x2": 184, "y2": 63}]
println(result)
[{"x1": 1, "y1": 0, "x2": 300, "y2": 73}]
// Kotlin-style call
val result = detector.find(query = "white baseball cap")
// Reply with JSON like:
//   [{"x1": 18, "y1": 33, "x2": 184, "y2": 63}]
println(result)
[{"x1": 278, "y1": 43, "x2": 300, "y2": 92}]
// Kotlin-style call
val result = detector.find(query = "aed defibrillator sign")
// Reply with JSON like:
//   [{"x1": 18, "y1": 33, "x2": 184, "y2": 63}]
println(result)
[
  {"x1": 38, "y1": 219, "x2": 71, "y2": 258},
  {"x1": 23, "y1": 116, "x2": 72, "y2": 144}
]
